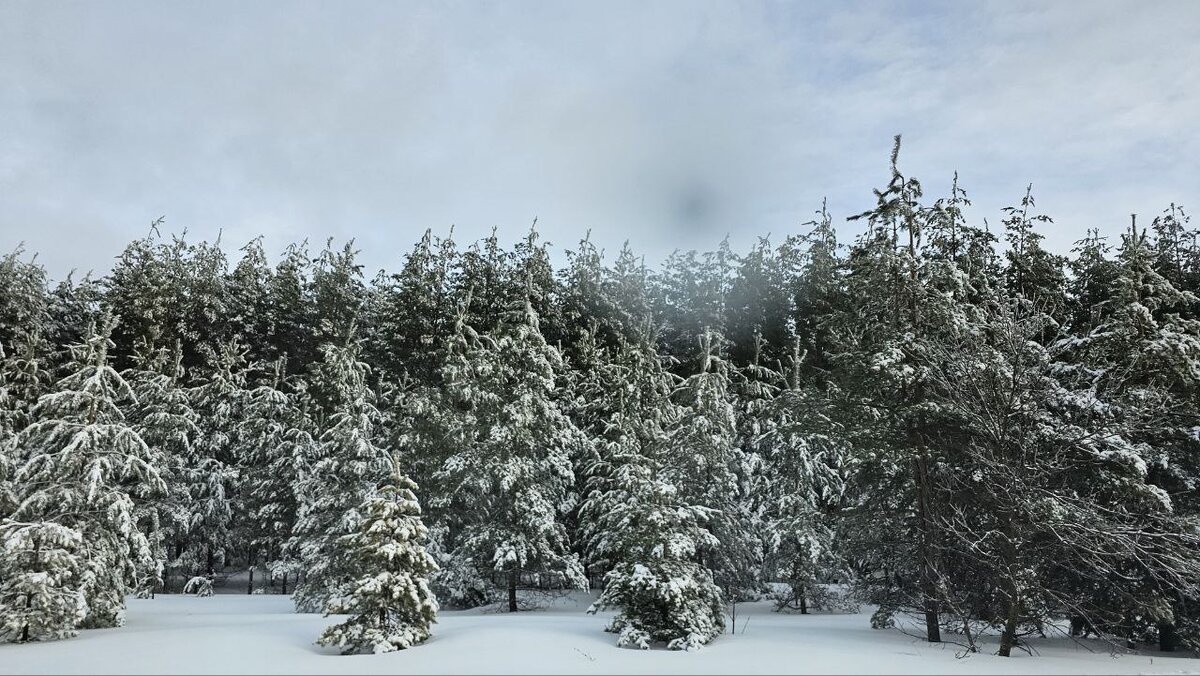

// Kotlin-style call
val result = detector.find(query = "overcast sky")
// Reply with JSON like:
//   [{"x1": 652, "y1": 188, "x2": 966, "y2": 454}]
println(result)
[{"x1": 2, "y1": 0, "x2": 1198, "y2": 278}]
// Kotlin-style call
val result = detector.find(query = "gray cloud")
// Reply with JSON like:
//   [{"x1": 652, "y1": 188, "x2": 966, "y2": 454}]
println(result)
[{"x1": 1, "y1": 0, "x2": 1197, "y2": 277}]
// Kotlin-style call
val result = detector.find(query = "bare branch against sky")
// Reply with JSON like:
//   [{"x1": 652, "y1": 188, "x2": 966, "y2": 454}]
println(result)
[{"x1": 1, "y1": 0, "x2": 1197, "y2": 276}]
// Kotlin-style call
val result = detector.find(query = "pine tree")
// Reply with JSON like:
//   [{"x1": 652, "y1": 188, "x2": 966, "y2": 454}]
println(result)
[
  {"x1": 363, "y1": 228, "x2": 457, "y2": 386},
  {"x1": 316, "y1": 471, "x2": 438, "y2": 655},
  {"x1": 725, "y1": 237, "x2": 793, "y2": 368},
  {"x1": 923, "y1": 294, "x2": 1200, "y2": 655},
  {"x1": 121, "y1": 339, "x2": 195, "y2": 594},
  {"x1": 0, "y1": 247, "x2": 51, "y2": 363},
  {"x1": 228, "y1": 237, "x2": 277, "y2": 367},
  {"x1": 758, "y1": 338, "x2": 848, "y2": 613},
  {"x1": 1060, "y1": 220, "x2": 1200, "y2": 649},
  {"x1": 787, "y1": 200, "x2": 843, "y2": 384},
  {"x1": 1149, "y1": 204, "x2": 1197, "y2": 311},
  {"x1": 0, "y1": 521, "x2": 88, "y2": 642},
  {"x1": 5, "y1": 314, "x2": 164, "y2": 628},
  {"x1": 432, "y1": 291, "x2": 587, "y2": 611},
  {"x1": 43, "y1": 273, "x2": 102, "y2": 376},
  {"x1": 0, "y1": 332, "x2": 53, "y2": 437},
  {"x1": 651, "y1": 243, "x2": 732, "y2": 374},
  {"x1": 582, "y1": 337, "x2": 725, "y2": 649},
  {"x1": 834, "y1": 136, "x2": 959, "y2": 642},
  {"x1": 666, "y1": 329, "x2": 757, "y2": 603},
  {"x1": 608, "y1": 242, "x2": 654, "y2": 343},
  {"x1": 1002, "y1": 185, "x2": 1068, "y2": 331},
  {"x1": 267, "y1": 241, "x2": 319, "y2": 380},
  {"x1": 238, "y1": 358, "x2": 315, "y2": 593},
  {"x1": 559, "y1": 233, "x2": 623, "y2": 359},
  {"x1": 308, "y1": 240, "x2": 366, "y2": 368},
  {"x1": 1066, "y1": 228, "x2": 1120, "y2": 335},
  {"x1": 184, "y1": 340, "x2": 247, "y2": 578},
  {"x1": 451, "y1": 229, "x2": 515, "y2": 334},
  {"x1": 290, "y1": 340, "x2": 393, "y2": 613}
]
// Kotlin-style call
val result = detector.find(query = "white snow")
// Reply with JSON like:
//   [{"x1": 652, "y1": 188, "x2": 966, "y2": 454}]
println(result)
[{"x1": 2, "y1": 591, "x2": 1196, "y2": 675}]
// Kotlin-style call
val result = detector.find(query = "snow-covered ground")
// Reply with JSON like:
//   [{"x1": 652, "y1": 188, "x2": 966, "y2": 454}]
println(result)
[{"x1": 2, "y1": 591, "x2": 1197, "y2": 675}]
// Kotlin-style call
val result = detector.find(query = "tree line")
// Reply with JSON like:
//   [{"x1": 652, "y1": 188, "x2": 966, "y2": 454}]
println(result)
[{"x1": 1, "y1": 137, "x2": 1199, "y2": 656}]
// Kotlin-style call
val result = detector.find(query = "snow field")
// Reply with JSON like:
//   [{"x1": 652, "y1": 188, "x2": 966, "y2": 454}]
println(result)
[{"x1": 1, "y1": 592, "x2": 1196, "y2": 675}]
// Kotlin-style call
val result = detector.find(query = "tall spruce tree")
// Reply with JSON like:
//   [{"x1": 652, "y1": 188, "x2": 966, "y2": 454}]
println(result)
[
  {"x1": 432, "y1": 290, "x2": 587, "y2": 612},
  {"x1": 4, "y1": 314, "x2": 164, "y2": 628},
  {"x1": 758, "y1": 338, "x2": 848, "y2": 613},
  {"x1": 583, "y1": 334, "x2": 725, "y2": 649},
  {"x1": 184, "y1": 340, "x2": 247, "y2": 577},
  {"x1": 666, "y1": 329, "x2": 760, "y2": 606},
  {"x1": 238, "y1": 358, "x2": 315, "y2": 594},
  {"x1": 290, "y1": 340, "x2": 393, "y2": 613}
]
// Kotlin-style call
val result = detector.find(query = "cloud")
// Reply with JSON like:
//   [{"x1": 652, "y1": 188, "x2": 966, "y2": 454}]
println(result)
[{"x1": 0, "y1": 0, "x2": 1196, "y2": 277}]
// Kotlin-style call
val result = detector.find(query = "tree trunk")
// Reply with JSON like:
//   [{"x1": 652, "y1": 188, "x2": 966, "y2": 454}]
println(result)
[
  {"x1": 247, "y1": 566, "x2": 254, "y2": 595},
  {"x1": 998, "y1": 594, "x2": 1021, "y2": 657},
  {"x1": 21, "y1": 535, "x2": 41, "y2": 642},
  {"x1": 799, "y1": 589, "x2": 808, "y2": 615},
  {"x1": 1159, "y1": 620, "x2": 1178, "y2": 652},
  {"x1": 20, "y1": 588, "x2": 32, "y2": 643},
  {"x1": 913, "y1": 452, "x2": 940, "y2": 643},
  {"x1": 507, "y1": 569, "x2": 518, "y2": 612},
  {"x1": 1069, "y1": 616, "x2": 1083, "y2": 637},
  {"x1": 20, "y1": 593, "x2": 30, "y2": 642},
  {"x1": 281, "y1": 572, "x2": 288, "y2": 595}
]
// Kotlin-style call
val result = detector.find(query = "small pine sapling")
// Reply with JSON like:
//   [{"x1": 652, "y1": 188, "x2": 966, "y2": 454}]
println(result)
[{"x1": 317, "y1": 472, "x2": 438, "y2": 655}]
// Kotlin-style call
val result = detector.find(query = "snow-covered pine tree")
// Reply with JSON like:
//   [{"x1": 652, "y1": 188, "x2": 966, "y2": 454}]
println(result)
[
  {"x1": 666, "y1": 329, "x2": 758, "y2": 605},
  {"x1": 1001, "y1": 185, "x2": 1068, "y2": 340},
  {"x1": 290, "y1": 340, "x2": 393, "y2": 613},
  {"x1": 558, "y1": 234, "x2": 623, "y2": 360},
  {"x1": 317, "y1": 470, "x2": 438, "y2": 655},
  {"x1": 432, "y1": 288, "x2": 588, "y2": 612},
  {"x1": 0, "y1": 249, "x2": 52, "y2": 384},
  {"x1": 267, "y1": 241, "x2": 319, "y2": 380},
  {"x1": 121, "y1": 339, "x2": 196, "y2": 595},
  {"x1": 238, "y1": 358, "x2": 315, "y2": 594},
  {"x1": 573, "y1": 322, "x2": 678, "y2": 567},
  {"x1": 1059, "y1": 220, "x2": 1200, "y2": 649},
  {"x1": 0, "y1": 332, "x2": 52, "y2": 438},
  {"x1": 184, "y1": 340, "x2": 247, "y2": 578},
  {"x1": 105, "y1": 231, "x2": 233, "y2": 376},
  {"x1": 651, "y1": 242, "x2": 733, "y2": 374},
  {"x1": 607, "y1": 242, "x2": 654, "y2": 344},
  {"x1": 42, "y1": 273, "x2": 103, "y2": 376},
  {"x1": 0, "y1": 346, "x2": 18, "y2": 519},
  {"x1": 758, "y1": 337, "x2": 848, "y2": 614},
  {"x1": 923, "y1": 293, "x2": 1200, "y2": 656},
  {"x1": 724, "y1": 237, "x2": 793, "y2": 368},
  {"x1": 0, "y1": 520, "x2": 88, "y2": 642},
  {"x1": 5, "y1": 313, "x2": 164, "y2": 628},
  {"x1": 228, "y1": 237, "x2": 278, "y2": 368},
  {"x1": 512, "y1": 223, "x2": 563, "y2": 347},
  {"x1": 583, "y1": 337, "x2": 725, "y2": 649},
  {"x1": 307, "y1": 240, "x2": 367, "y2": 382},
  {"x1": 1149, "y1": 204, "x2": 1197, "y2": 313},
  {"x1": 450, "y1": 228, "x2": 516, "y2": 335},
  {"x1": 103, "y1": 226, "x2": 176, "y2": 374},
  {"x1": 833, "y1": 137, "x2": 962, "y2": 642},
  {"x1": 362, "y1": 228, "x2": 457, "y2": 386},
  {"x1": 586, "y1": 449, "x2": 726, "y2": 650},
  {"x1": 786, "y1": 199, "x2": 844, "y2": 385},
  {"x1": 1065, "y1": 228, "x2": 1120, "y2": 335}
]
